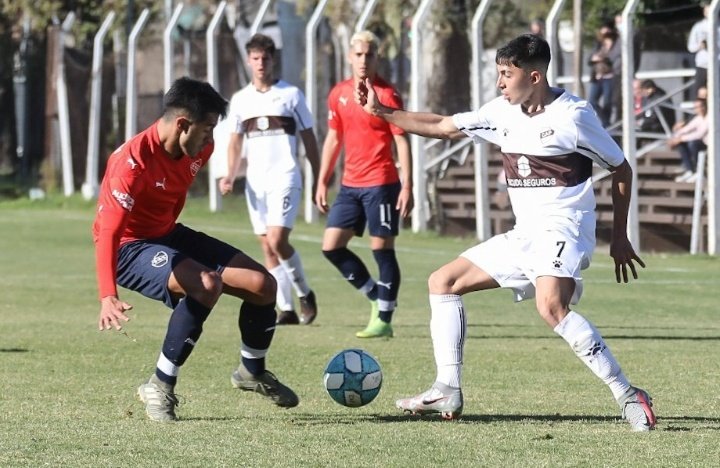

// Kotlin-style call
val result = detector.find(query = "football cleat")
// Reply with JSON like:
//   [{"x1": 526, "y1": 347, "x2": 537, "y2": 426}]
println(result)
[
  {"x1": 299, "y1": 291, "x2": 318, "y2": 325},
  {"x1": 276, "y1": 309, "x2": 300, "y2": 325},
  {"x1": 618, "y1": 386, "x2": 656, "y2": 432},
  {"x1": 355, "y1": 317, "x2": 393, "y2": 338},
  {"x1": 231, "y1": 364, "x2": 299, "y2": 408},
  {"x1": 137, "y1": 380, "x2": 179, "y2": 422},
  {"x1": 396, "y1": 383, "x2": 463, "y2": 420}
]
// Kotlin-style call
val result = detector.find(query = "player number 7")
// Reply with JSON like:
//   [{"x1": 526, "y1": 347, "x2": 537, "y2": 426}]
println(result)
[{"x1": 556, "y1": 241, "x2": 566, "y2": 258}]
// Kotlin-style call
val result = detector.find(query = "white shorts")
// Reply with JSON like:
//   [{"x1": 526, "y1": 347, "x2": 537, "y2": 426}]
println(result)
[
  {"x1": 460, "y1": 220, "x2": 593, "y2": 304},
  {"x1": 245, "y1": 184, "x2": 302, "y2": 235}
]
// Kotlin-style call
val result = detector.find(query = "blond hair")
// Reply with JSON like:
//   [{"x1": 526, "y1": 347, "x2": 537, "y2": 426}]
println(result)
[{"x1": 350, "y1": 30, "x2": 379, "y2": 52}]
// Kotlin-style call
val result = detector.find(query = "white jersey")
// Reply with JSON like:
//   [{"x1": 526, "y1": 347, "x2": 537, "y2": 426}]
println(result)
[
  {"x1": 228, "y1": 80, "x2": 313, "y2": 190},
  {"x1": 453, "y1": 88, "x2": 625, "y2": 232}
]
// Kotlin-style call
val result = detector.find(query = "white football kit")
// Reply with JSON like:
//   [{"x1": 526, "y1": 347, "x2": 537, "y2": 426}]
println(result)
[
  {"x1": 452, "y1": 88, "x2": 626, "y2": 303},
  {"x1": 228, "y1": 80, "x2": 314, "y2": 234}
]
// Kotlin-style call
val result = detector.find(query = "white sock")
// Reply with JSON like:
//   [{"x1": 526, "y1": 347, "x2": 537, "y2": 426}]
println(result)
[
  {"x1": 280, "y1": 251, "x2": 311, "y2": 297},
  {"x1": 270, "y1": 265, "x2": 294, "y2": 311},
  {"x1": 156, "y1": 352, "x2": 179, "y2": 377},
  {"x1": 554, "y1": 311, "x2": 631, "y2": 400},
  {"x1": 429, "y1": 294, "x2": 466, "y2": 388}
]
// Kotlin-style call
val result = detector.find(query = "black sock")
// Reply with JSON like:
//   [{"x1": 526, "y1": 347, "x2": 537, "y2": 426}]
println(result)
[
  {"x1": 238, "y1": 301, "x2": 276, "y2": 375},
  {"x1": 372, "y1": 248, "x2": 401, "y2": 320},
  {"x1": 323, "y1": 247, "x2": 377, "y2": 300},
  {"x1": 157, "y1": 296, "x2": 211, "y2": 384}
]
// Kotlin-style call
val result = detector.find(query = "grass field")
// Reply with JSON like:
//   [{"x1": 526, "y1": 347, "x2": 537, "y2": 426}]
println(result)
[{"x1": 1, "y1": 195, "x2": 719, "y2": 467}]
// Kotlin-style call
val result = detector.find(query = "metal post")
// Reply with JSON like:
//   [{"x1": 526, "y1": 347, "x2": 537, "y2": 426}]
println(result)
[
  {"x1": 707, "y1": 0, "x2": 719, "y2": 254},
  {"x1": 164, "y1": 3, "x2": 184, "y2": 93},
  {"x1": 206, "y1": 1, "x2": 227, "y2": 213},
  {"x1": 125, "y1": 9, "x2": 150, "y2": 141},
  {"x1": 57, "y1": 13, "x2": 76, "y2": 197},
  {"x1": 250, "y1": 0, "x2": 273, "y2": 36},
  {"x1": 470, "y1": 0, "x2": 493, "y2": 241},
  {"x1": 304, "y1": 0, "x2": 330, "y2": 223},
  {"x1": 545, "y1": 0, "x2": 567, "y2": 86},
  {"x1": 409, "y1": 0, "x2": 435, "y2": 232},
  {"x1": 82, "y1": 12, "x2": 115, "y2": 200},
  {"x1": 620, "y1": 0, "x2": 641, "y2": 250},
  {"x1": 355, "y1": 0, "x2": 379, "y2": 32},
  {"x1": 690, "y1": 151, "x2": 707, "y2": 254}
]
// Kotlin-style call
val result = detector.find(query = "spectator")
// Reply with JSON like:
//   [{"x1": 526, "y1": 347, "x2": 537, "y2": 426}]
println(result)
[
  {"x1": 529, "y1": 18, "x2": 545, "y2": 38},
  {"x1": 687, "y1": 3, "x2": 710, "y2": 99},
  {"x1": 636, "y1": 79, "x2": 675, "y2": 134},
  {"x1": 588, "y1": 22, "x2": 621, "y2": 127},
  {"x1": 669, "y1": 98, "x2": 708, "y2": 183}
]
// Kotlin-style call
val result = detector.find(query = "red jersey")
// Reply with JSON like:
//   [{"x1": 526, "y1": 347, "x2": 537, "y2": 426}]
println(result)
[
  {"x1": 327, "y1": 77, "x2": 405, "y2": 187},
  {"x1": 92, "y1": 121, "x2": 213, "y2": 298}
]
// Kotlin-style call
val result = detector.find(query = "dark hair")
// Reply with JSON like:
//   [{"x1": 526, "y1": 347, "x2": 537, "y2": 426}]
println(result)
[
  {"x1": 639, "y1": 79, "x2": 657, "y2": 90},
  {"x1": 163, "y1": 77, "x2": 228, "y2": 121},
  {"x1": 245, "y1": 33, "x2": 276, "y2": 55},
  {"x1": 496, "y1": 34, "x2": 551, "y2": 72}
]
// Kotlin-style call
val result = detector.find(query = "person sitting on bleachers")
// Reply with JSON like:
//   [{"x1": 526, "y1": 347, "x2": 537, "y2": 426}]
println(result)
[
  {"x1": 636, "y1": 79, "x2": 675, "y2": 134},
  {"x1": 668, "y1": 98, "x2": 708, "y2": 183}
]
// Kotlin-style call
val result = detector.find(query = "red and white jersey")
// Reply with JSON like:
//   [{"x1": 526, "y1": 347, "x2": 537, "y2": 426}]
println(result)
[
  {"x1": 229, "y1": 80, "x2": 313, "y2": 190},
  {"x1": 327, "y1": 77, "x2": 404, "y2": 187},
  {"x1": 92, "y1": 121, "x2": 213, "y2": 298},
  {"x1": 453, "y1": 89, "x2": 625, "y2": 231}
]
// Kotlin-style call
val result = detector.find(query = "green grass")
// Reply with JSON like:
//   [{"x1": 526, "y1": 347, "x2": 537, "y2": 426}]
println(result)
[{"x1": 1, "y1": 195, "x2": 719, "y2": 467}]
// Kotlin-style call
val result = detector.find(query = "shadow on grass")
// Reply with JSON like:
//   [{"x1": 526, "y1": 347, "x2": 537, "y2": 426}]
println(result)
[
  {"x1": 0, "y1": 348, "x2": 29, "y2": 353},
  {"x1": 284, "y1": 412, "x2": 720, "y2": 430}
]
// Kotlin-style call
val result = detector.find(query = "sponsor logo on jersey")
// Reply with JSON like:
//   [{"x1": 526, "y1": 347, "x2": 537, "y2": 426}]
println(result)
[
  {"x1": 190, "y1": 160, "x2": 201, "y2": 176},
  {"x1": 151, "y1": 251, "x2": 169, "y2": 268},
  {"x1": 112, "y1": 189, "x2": 135, "y2": 211},
  {"x1": 517, "y1": 155, "x2": 532, "y2": 177},
  {"x1": 127, "y1": 157, "x2": 138, "y2": 169},
  {"x1": 339, "y1": 96, "x2": 348, "y2": 106},
  {"x1": 257, "y1": 116, "x2": 269, "y2": 130},
  {"x1": 539, "y1": 127, "x2": 555, "y2": 144},
  {"x1": 155, "y1": 177, "x2": 166, "y2": 190},
  {"x1": 507, "y1": 177, "x2": 557, "y2": 188}
]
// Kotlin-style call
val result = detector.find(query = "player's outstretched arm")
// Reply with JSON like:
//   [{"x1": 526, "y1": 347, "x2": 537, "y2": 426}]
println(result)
[
  {"x1": 609, "y1": 160, "x2": 646, "y2": 283},
  {"x1": 355, "y1": 78, "x2": 464, "y2": 140}
]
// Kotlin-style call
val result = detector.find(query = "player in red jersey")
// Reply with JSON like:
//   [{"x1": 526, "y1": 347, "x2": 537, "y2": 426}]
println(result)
[
  {"x1": 93, "y1": 77, "x2": 298, "y2": 422},
  {"x1": 315, "y1": 30, "x2": 413, "y2": 338}
]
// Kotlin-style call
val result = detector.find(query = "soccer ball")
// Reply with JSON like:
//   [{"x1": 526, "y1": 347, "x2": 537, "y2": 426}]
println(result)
[{"x1": 323, "y1": 349, "x2": 382, "y2": 407}]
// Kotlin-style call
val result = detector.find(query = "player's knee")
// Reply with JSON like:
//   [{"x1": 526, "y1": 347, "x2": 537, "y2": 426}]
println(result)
[
  {"x1": 536, "y1": 297, "x2": 569, "y2": 326},
  {"x1": 265, "y1": 231, "x2": 286, "y2": 254},
  {"x1": 257, "y1": 271, "x2": 277, "y2": 304},
  {"x1": 428, "y1": 268, "x2": 454, "y2": 294}
]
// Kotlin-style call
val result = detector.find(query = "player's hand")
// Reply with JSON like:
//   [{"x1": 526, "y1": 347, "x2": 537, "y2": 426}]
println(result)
[
  {"x1": 355, "y1": 78, "x2": 380, "y2": 115},
  {"x1": 98, "y1": 296, "x2": 132, "y2": 331},
  {"x1": 315, "y1": 183, "x2": 329, "y2": 214},
  {"x1": 396, "y1": 187, "x2": 414, "y2": 218},
  {"x1": 609, "y1": 237, "x2": 646, "y2": 283},
  {"x1": 218, "y1": 176, "x2": 233, "y2": 195}
]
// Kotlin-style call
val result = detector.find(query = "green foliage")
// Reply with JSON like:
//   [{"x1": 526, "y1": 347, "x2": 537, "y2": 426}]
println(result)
[
  {"x1": 1, "y1": 196, "x2": 720, "y2": 466},
  {"x1": 0, "y1": 0, "x2": 160, "y2": 49}
]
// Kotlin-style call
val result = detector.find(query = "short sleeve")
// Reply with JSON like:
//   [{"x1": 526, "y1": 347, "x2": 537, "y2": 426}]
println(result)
[{"x1": 573, "y1": 104, "x2": 625, "y2": 170}]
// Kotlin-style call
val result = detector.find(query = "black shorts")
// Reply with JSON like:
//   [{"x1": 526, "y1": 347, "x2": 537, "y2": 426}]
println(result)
[
  {"x1": 326, "y1": 182, "x2": 401, "y2": 237},
  {"x1": 116, "y1": 224, "x2": 239, "y2": 308}
]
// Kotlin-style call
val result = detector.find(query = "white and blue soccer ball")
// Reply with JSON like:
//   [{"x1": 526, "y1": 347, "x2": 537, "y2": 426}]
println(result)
[{"x1": 323, "y1": 349, "x2": 382, "y2": 407}]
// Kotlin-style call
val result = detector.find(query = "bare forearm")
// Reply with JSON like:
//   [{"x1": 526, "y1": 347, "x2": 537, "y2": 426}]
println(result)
[
  {"x1": 611, "y1": 161, "x2": 633, "y2": 238},
  {"x1": 372, "y1": 104, "x2": 461, "y2": 140}
]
